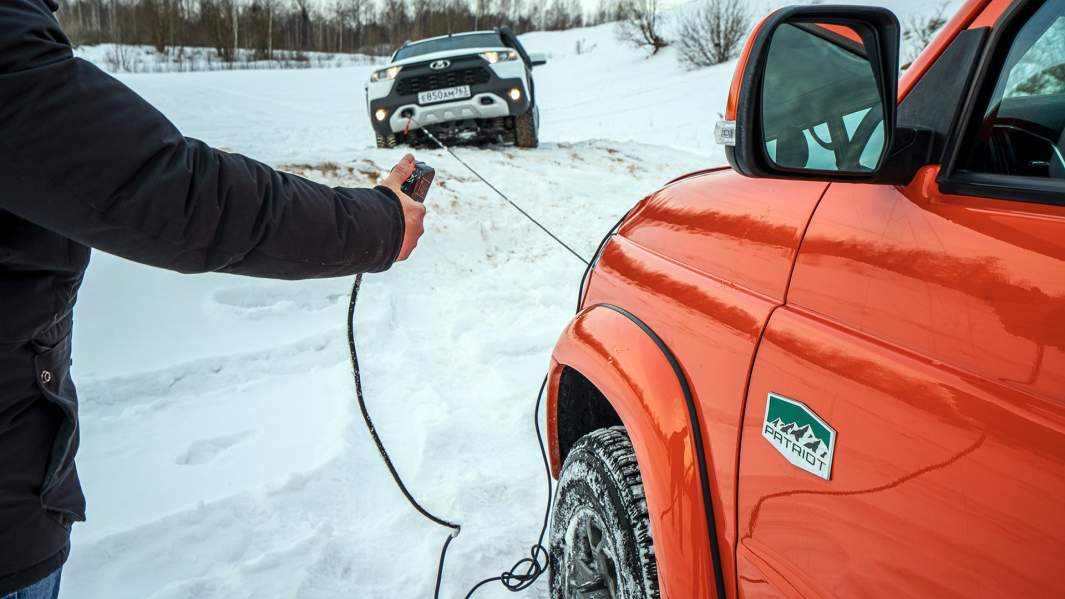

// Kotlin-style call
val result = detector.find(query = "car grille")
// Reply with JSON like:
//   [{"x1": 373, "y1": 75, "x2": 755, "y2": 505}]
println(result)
[{"x1": 395, "y1": 67, "x2": 492, "y2": 96}]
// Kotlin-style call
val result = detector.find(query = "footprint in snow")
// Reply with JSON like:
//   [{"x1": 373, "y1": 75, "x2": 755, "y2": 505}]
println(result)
[
  {"x1": 175, "y1": 430, "x2": 256, "y2": 466},
  {"x1": 211, "y1": 285, "x2": 344, "y2": 318}
]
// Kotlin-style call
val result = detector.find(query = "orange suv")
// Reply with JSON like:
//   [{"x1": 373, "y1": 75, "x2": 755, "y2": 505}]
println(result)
[{"x1": 545, "y1": 1, "x2": 1065, "y2": 598}]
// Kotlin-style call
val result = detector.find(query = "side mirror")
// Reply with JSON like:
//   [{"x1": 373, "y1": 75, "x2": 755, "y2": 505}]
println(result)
[
  {"x1": 529, "y1": 52, "x2": 548, "y2": 67},
  {"x1": 718, "y1": 6, "x2": 923, "y2": 183}
]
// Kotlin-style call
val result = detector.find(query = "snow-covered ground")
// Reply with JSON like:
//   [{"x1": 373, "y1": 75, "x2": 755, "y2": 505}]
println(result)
[
  {"x1": 69, "y1": 140, "x2": 700, "y2": 599},
  {"x1": 65, "y1": 4, "x2": 960, "y2": 597}
]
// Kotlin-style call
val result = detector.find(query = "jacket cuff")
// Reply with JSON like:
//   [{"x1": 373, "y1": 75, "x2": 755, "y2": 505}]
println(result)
[{"x1": 372, "y1": 185, "x2": 405, "y2": 271}]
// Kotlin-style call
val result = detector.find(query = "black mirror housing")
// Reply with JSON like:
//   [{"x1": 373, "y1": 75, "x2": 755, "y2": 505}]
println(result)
[{"x1": 722, "y1": 5, "x2": 904, "y2": 183}]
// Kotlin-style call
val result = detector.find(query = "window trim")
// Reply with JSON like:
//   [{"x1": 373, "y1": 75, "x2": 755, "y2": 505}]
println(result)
[{"x1": 938, "y1": 0, "x2": 1065, "y2": 206}]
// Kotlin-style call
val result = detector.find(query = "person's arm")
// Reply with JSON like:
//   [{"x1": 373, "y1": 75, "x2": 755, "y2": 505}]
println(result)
[{"x1": 0, "y1": 0, "x2": 415, "y2": 279}]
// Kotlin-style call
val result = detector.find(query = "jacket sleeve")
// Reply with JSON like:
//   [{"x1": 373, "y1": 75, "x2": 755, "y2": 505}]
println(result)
[{"x1": 0, "y1": 0, "x2": 404, "y2": 279}]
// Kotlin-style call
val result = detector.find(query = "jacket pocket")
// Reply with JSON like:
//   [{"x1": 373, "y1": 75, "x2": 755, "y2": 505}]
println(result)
[{"x1": 31, "y1": 332, "x2": 86, "y2": 523}]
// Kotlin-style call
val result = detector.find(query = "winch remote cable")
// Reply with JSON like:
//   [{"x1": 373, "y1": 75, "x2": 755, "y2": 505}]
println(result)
[
  {"x1": 348, "y1": 275, "x2": 553, "y2": 598},
  {"x1": 349, "y1": 123, "x2": 591, "y2": 597}
]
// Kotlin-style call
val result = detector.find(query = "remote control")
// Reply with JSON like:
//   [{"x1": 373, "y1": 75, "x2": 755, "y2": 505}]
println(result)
[{"x1": 400, "y1": 161, "x2": 435, "y2": 203}]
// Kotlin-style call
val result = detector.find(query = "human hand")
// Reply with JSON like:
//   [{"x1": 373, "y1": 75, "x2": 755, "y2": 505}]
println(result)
[{"x1": 381, "y1": 153, "x2": 426, "y2": 262}]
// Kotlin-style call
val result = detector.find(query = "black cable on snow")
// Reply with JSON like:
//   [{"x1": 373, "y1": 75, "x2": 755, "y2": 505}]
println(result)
[
  {"x1": 347, "y1": 116, "x2": 612, "y2": 596},
  {"x1": 349, "y1": 221, "x2": 555, "y2": 596},
  {"x1": 348, "y1": 275, "x2": 462, "y2": 599},
  {"x1": 348, "y1": 273, "x2": 461, "y2": 535},
  {"x1": 461, "y1": 373, "x2": 552, "y2": 599}
]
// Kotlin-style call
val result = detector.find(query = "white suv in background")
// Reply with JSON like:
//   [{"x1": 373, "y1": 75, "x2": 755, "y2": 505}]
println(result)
[{"x1": 366, "y1": 28, "x2": 546, "y2": 148}]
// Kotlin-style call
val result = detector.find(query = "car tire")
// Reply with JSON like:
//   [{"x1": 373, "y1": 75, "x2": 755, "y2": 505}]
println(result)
[
  {"x1": 514, "y1": 107, "x2": 539, "y2": 149},
  {"x1": 376, "y1": 132, "x2": 398, "y2": 149},
  {"x1": 549, "y1": 426, "x2": 659, "y2": 599}
]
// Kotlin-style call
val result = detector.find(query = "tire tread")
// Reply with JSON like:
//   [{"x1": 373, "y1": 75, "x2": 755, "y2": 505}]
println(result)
[
  {"x1": 514, "y1": 109, "x2": 539, "y2": 148},
  {"x1": 550, "y1": 426, "x2": 659, "y2": 598}
]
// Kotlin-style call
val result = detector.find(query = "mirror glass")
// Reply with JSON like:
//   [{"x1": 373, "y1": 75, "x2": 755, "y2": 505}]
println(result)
[{"x1": 761, "y1": 22, "x2": 886, "y2": 173}]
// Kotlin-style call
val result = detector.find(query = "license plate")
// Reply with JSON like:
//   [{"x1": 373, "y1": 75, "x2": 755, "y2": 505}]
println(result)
[{"x1": 418, "y1": 85, "x2": 471, "y2": 105}]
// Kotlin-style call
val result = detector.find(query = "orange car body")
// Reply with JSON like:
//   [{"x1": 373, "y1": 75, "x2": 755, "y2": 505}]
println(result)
[{"x1": 546, "y1": 1, "x2": 1065, "y2": 597}]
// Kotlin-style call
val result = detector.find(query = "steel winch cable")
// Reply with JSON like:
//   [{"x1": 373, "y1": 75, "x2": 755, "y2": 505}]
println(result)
[
  {"x1": 348, "y1": 119, "x2": 593, "y2": 597},
  {"x1": 407, "y1": 117, "x2": 589, "y2": 267}
]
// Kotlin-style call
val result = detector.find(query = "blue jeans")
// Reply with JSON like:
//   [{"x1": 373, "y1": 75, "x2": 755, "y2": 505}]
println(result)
[{"x1": 1, "y1": 569, "x2": 61, "y2": 599}]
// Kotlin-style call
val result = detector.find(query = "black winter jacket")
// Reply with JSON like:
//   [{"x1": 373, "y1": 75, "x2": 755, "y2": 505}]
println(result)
[{"x1": 0, "y1": 0, "x2": 405, "y2": 591}]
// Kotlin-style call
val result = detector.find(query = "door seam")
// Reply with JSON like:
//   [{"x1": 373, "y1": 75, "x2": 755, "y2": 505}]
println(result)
[{"x1": 730, "y1": 180, "x2": 832, "y2": 591}]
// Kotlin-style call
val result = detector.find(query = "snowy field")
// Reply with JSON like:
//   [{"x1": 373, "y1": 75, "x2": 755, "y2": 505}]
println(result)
[{"x1": 64, "y1": 3, "x2": 959, "y2": 597}]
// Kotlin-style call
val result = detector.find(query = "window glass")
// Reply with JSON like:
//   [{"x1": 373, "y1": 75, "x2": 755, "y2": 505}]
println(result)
[
  {"x1": 393, "y1": 33, "x2": 505, "y2": 61},
  {"x1": 959, "y1": 0, "x2": 1065, "y2": 179},
  {"x1": 761, "y1": 23, "x2": 886, "y2": 173}
]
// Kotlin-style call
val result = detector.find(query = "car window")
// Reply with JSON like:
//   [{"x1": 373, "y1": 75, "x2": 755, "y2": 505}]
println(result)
[
  {"x1": 761, "y1": 23, "x2": 886, "y2": 173},
  {"x1": 393, "y1": 33, "x2": 505, "y2": 61},
  {"x1": 958, "y1": 0, "x2": 1065, "y2": 179}
]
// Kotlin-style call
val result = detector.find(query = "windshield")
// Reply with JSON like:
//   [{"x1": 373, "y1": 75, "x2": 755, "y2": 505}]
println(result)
[{"x1": 393, "y1": 33, "x2": 505, "y2": 61}]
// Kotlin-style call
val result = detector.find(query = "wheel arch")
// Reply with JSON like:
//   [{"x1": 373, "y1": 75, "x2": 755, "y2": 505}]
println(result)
[
  {"x1": 548, "y1": 304, "x2": 727, "y2": 599},
  {"x1": 554, "y1": 366, "x2": 623, "y2": 470}
]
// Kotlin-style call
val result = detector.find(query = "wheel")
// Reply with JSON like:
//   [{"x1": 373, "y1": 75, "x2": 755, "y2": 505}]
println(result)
[
  {"x1": 550, "y1": 426, "x2": 658, "y2": 599},
  {"x1": 514, "y1": 106, "x2": 539, "y2": 148},
  {"x1": 376, "y1": 132, "x2": 397, "y2": 148}
]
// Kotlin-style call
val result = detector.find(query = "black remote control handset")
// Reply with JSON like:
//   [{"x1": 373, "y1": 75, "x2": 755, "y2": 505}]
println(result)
[{"x1": 400, "y1": 161, "x2": 435, "y2": 204}]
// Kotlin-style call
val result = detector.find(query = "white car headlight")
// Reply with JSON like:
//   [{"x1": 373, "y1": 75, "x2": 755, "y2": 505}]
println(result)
[
  {"x1": 370, "y1": 65, "x2": 402, "y2": 82},
  {"x1": 480, "y1": 50, "x2": 518, "y2": 64}
]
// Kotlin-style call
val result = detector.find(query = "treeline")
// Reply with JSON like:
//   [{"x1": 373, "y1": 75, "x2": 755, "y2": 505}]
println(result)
[{"x1": 57, "y1": 0, "x2": 606, "y2": 59}]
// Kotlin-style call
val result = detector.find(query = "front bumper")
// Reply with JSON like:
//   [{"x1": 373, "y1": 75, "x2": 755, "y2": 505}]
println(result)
[{"x1": 368, "y1": 56, "x2": 531, "y2": 135}]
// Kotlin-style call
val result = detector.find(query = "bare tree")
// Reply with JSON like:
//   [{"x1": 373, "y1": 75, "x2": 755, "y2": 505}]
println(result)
[
  {"x1": 266, "y1": 0, "x2": 275, "y2": 58},
  {"x1": 616, "y1": 0, "x2": 668, "y2": 55},
  {"x1": 201, "y1": 0, "x2": 235, "y2": 61},
  {"x1": 104, "y1": 42, "x2": 138, "y2": 72},
  {"x1": 589, "y1": 0, "x2": 623, "y2": 26},
  {"x1": 674, "y1": 0, "x2": 750, "y2": 69},
  {"x1": 139, "y1": 0, "x2": 172, "y2": 53},
  {"x1": 542, "y1": 0, "x2": 582, "y2": 30},
  {"x1": 902, "y1": 2, "x2": 948, "y2": 67},
  {"x1": 231, "y1": 0, "x2": 239, "y2": 60}
]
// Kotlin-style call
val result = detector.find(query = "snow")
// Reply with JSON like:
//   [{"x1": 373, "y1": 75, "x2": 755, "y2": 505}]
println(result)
[
  {"x1": 63, "y1": 5, "x2": 962, "y2": 597},
  {"x1": 70, "y1": 141, "x2": 703, "y2": 598}
]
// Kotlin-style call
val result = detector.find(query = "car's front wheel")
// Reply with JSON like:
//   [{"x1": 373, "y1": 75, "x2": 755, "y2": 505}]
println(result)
[
  {"x1": 514, "y1": 106, "x2": 539, "y2": 148},
  {"x1": 375, "y1": 132, "x2": 399, "y2": 149},
  {"x1": 550, "y1": 426, "x2": 659, "y2": 599}
]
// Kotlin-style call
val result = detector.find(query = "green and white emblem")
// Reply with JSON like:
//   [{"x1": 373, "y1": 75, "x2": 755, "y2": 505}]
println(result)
[{"x1": 762, "y1": 393, "x2": 836, "y2": 480}]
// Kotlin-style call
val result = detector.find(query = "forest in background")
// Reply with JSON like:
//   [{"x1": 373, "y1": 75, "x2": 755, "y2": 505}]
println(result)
[
  {"x1": 57, "y1": 0, "x2": 964, "y2": 74},
  {"x1": 56, "y1": 0, "x2": 617, "y2": 60}
]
